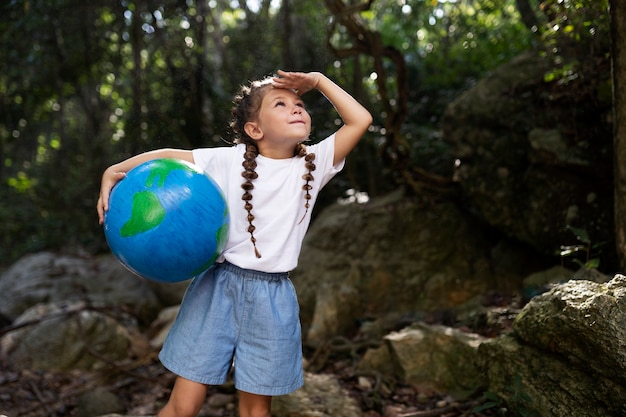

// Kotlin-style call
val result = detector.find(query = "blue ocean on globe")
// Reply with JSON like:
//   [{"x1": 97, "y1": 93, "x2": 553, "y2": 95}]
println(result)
[{"x1": 104, "y1": 158, "x2": 229, "y2": 282}]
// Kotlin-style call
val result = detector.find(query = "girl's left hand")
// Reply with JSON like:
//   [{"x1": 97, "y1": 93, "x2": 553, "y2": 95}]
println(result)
[{"x1": 273, "y1": 70, "x2": 322, "y2": 95}]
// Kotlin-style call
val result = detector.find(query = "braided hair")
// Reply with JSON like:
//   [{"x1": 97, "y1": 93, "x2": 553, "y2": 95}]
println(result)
[{"x1": 230, "y1": 77, "x2": 317, "y2": 258}]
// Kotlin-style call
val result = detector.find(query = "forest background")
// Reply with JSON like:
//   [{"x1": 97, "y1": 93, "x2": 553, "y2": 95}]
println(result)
[{"x1": 0, "y1": 0, "x2": 614, "y2": 270}]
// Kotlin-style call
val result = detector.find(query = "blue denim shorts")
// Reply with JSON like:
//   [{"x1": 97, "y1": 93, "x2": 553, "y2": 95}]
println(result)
[{"x1": 158, "y1": 262, "x2": 304, "y2": 396}]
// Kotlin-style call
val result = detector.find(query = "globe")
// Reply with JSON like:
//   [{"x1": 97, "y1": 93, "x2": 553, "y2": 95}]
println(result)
[{"x1": 103, "y1": 158, "x2": 229, "y2": 282}]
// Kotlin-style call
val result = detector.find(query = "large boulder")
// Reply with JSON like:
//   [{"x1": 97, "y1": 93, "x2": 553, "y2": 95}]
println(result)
[
  {"x1": 514, "y1": 274, "x2": 626, "y2": 386},
  {"x1": 0, "y1": 251, "x2": 189, "y2": 373},
  {"x1": 383, "y1": 323, "x2": 486, "y2": 399},
  {"x1": 356, "y1": 272, "x2": 626, "y2": 416},
  {"x1": 292, "y1": 191, "x2": 548, "y2": 346},
  {"x1": 0, "y1": 252, "x2": 186, "y2": 323},
  {"x1": 480, "y1": 334, "x2": 626, "y2": 417},
  {"x1": 480, "y1": 274, "x2": 626, "y2": 416},
  {"x1": 442, "y1": 51, "x2": 615, "y2": 268},
  {"x1": 0, "y1": 301, "x2": 140, "y2": 371}
]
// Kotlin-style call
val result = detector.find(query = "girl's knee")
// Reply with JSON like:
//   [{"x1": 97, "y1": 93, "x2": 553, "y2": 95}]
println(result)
[
  {"x1": 238, "y1": 391, "x2": 272, "y2": 417},
  {"x1": 238, "y1": 407, "x2": 272, "y2": 417},
  {"x1": 159, "y1": 399, "x2": 204, "y2": 417},
  {"x1": 158, "y1": 377, "x2": 208, "y2": 417}
]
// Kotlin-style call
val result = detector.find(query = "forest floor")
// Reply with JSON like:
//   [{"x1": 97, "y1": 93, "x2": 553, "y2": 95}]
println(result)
[
  {"x1": 0, "y1": 327, "x2": 511, "y2": 417},
  {"x1": 0, "y1": 296, "x2": 517, "y2": 417},
  {"x1": 0, "y1": 356, "x2": 505, "y2": 417}
]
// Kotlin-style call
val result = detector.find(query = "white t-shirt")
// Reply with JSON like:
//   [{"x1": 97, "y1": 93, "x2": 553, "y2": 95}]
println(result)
[{"x1": 192, "y1": 134, "x2": 343, "y2": 273}]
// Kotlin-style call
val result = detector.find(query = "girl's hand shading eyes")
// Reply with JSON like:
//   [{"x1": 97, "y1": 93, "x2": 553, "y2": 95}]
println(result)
[{"x1": 272, "y1": 70, "x2": 321, "y2": 96}]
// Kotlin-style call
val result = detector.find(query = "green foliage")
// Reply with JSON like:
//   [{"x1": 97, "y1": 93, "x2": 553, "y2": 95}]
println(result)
[
  {"x1": 364, "y1": 0, "x2": 534, "y2": 90},
  {"x1": 472, "y1": 391, "x2": 507, "y2": 415},
  {"x1": 0, "y1": 0, "x2": 613, "y2": 267},
  {"x1": 0, "y1": 0, "x2": 335, "y2": 267},
  {"x1": 537, "y1": 0, "x2": 609, "y2": 83},
  {"x1": 359, "y1": 0, "x2": 536, "y2": 176}
]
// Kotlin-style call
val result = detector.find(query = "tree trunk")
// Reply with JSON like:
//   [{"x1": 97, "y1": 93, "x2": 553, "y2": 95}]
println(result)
[
  {"x1": 129, "y1": 0, "x2": 144, "y2": 155},
  {"x1": 514, "y1": 0, "x2": 540, "y2": 32},
  {"x1": 611, "y1": 0, "x2": 626, "y2": 270}
]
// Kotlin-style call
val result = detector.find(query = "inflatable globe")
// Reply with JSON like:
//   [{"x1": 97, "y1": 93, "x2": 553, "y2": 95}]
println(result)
[{"x1": 104, "y1": 158, "x2": 229, "y2": 282}]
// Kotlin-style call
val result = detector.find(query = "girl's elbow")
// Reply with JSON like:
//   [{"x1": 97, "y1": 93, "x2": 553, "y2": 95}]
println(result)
[{"x1": 362, "y1": 111, "x2": 373, "y2": 129}]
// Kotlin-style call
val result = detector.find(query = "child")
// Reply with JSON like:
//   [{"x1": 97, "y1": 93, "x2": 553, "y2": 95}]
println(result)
[{"x1": 97, "y1": 70, "x2": 372, "y2": 417}]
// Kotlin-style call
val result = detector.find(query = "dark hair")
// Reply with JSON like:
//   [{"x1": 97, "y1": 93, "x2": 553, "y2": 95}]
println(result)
[{"x1": 230, "y1": 77, "x2": 317, "y2": 258}]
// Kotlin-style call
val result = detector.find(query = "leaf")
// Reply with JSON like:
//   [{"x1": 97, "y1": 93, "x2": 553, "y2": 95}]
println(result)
[
  {"x1": 472, "y1": 401, "x2": 499, "y2": 412},
  {"x1": 566, "y1": 225, "x2": 590, "y2": 243}
]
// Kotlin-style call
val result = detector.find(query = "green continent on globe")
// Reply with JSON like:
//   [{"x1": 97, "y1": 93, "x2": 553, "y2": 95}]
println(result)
[
  {"x1": 120, "y1": 190, "x2": 166, "y2": 237},
  {"x1": 120, "y1": 159, "x2": 194, "y2": 238},
  {"x1": 145, "y1": 158, "x2": 196, "y2": 188}
]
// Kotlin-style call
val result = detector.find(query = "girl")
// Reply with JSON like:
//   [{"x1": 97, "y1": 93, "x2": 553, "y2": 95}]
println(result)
[{"x1": 97, "y1": 70, "x2": 372, "y2": 417}]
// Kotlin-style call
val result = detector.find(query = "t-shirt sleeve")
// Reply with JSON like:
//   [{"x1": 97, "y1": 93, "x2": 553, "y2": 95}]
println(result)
[
  {"x1": 310, "y1": 133, "x2": 345, "y2": 189},
  {"x1": 191, "y1": 146, "x2": 240, "y2": 187}
]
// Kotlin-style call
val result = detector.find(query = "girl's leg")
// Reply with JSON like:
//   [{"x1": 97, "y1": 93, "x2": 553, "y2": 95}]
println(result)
[
  {"x1": 157, "y1": 376, "x2": 208, "y2": 417},
  {"x1": 238, "y1": 391, "x2": 272, "y2": 417}
]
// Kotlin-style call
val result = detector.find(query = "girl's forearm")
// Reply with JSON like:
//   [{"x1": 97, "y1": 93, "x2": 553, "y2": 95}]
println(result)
[
  {"x1": 316, "y1": 75, "x2": 372, "y2": 131},
  {"x1": 106, "y1": 148, "x2": 193, "y2": 174},
  {"x1": 315, "y1": 74, "x2": 372, "y2": 163},
  {"x1": 97, "y1": 148, "x2": 193, "y2": 223}
]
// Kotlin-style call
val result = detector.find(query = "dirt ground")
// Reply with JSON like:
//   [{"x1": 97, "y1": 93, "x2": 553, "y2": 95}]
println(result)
[
  {"x1": 0, "y1": 293, "x2": 518, "y2": 417},
  {"x1": 0, "y1": 358, "x2": 505, "y2": 417},
  {"x1": 0, "y1": 325, "x2": 511, "y2": 417}
]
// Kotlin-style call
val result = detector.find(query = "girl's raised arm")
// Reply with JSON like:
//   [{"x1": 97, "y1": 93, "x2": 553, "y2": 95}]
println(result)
[
  {"x1": 273, "y1": 71, "x2": 373, "y2": 165},
  {"x1": 97, "y1": 148, "x2": 193, "y2": 224}
]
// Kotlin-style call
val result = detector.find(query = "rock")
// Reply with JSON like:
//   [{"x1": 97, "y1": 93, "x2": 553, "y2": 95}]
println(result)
[
  {"x1": 442, "y1": 51, "x2": 615, "y2": 267},
  {"x1": 514, "y1": 274, "x2": 626, "y2": 385},
  {"x1": 479, "y1": 274, "x2": 626, "y2": 416},
  {"x1": 148, "y1": 305, "x2": 180, "y2": 349},
  {"x1": 272, "y1": 372, "x2": 362, "y2": 417},
  {"x1": 521, "y1": 265, "x2": 575, "y2": 301},
  {"x1": 293, "y1": 196, "x2": 546, "y2": 346},
  {"x1": 0, "y1": 252, "x2": 162, "y2": 322},
  {"x1": 381, "y1": 323, "x2": 486, "y2": 399},
  {"x1": 479, "y1": 334, "x2": 626, "y2": 417},
  {"x1": 358, "y1": 343, "x2": 395, "y2": 377},
  {"x1": 0, "y1": 300, "x2": 136, "y2": 371},
  {"x1": 356, "y1": 272, "x2": 626, "y2": 415},
  {"x1": 77, "y1": 388, "x2": 124, "y2": 417},
  {"x1": 145, "y1": 280, "x2": 189, "y2": 308}
]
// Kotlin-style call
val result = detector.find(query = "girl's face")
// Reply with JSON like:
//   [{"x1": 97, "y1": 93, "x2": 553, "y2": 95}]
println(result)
[{"x1": 250, "y1": 87, "x2": 312, "y2": 152}]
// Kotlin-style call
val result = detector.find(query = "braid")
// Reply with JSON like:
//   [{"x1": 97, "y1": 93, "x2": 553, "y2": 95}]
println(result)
[
  {"x1": 296, "y1": 143, "x2": 316, "y2": 224},
  {"x1": 231, "y1": 78, "x2": 272, "y2": 258},
  {"x1": 242, "y1": 143, "x2": 262, "y2": 258}
]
